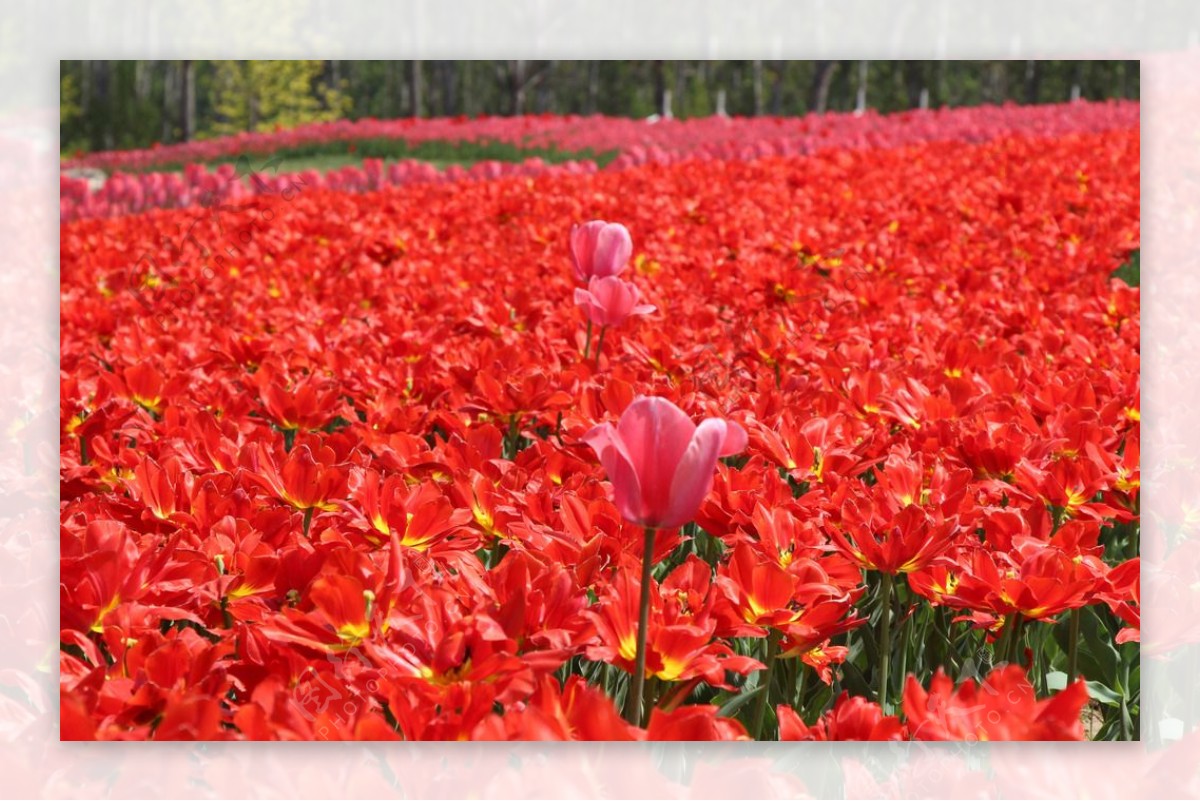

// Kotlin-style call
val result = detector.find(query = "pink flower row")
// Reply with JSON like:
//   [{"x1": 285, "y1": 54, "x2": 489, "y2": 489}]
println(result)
[
  {"x1": 61, "y1": 101, "x2": 1138, "y2": 222},
  {"x1": 65, "y1": 100, "x2": 1138, "y2": 173},
  {"x1": 60, "y1": 157, "x2": 600, "y2": 222}
]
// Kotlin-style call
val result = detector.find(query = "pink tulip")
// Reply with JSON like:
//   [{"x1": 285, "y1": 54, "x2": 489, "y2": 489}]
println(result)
[
  {"x1": 570, "y1": 220, "x2": 632, "y2": 283},
  {"x1": 574, "y1": 275, "x2": 656, "y2": 329},
  {"x1": 583, "y1": 396, "x2": 748, "y2": 530},
  {"x1": 584, "y1": 395, "x2": 748, "y2": 725}
]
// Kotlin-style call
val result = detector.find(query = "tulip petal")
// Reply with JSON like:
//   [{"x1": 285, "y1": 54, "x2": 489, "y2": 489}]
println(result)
[
  {"x1": 574, "y1": 286, "x2": 609, "y2": 327},
  {"x1": 616, "y1": 396, "x2": 696, "y2": 525},
  {"x1": 574, "y1": 285, "x2": 596, "y2": 312},
  {"x1": 578, "y1": 276, "x2": 649, "y2": 328},
  {"x1": 570, "y1": 221, "x2": 606, "y2": 283},
  {"x1": 592, "y1": 223, "x2": 632, "y2": 278},
  {"x1": 660, "y1": 418, "x2": 729, "y2": 529},
  {"x1": 587, "y1": 276, "x2": 631, "y2": 325},
  {"x1": 719, "y1": 421, "x2": 748, "y2": 457},
  {"x1": 581, "y1": 422, "x2": 644, "y2": 524}
]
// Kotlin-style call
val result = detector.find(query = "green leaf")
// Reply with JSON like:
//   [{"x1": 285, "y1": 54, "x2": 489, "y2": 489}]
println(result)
[
  {"x1": 1086, "y1": 680, "x2": 1124, "y2": 707},
  {"x1": 322, "y1": 415, "x2": 352, "y2": 433},
  {"x1": 1111, "y1": 249, "x2": 1139, "y2": 288},
  {"x1": 717, "y1": 685, "x2": 764, "y2": 719},
  {"x1": 60, "y1": 641, "x2": 92, "y2": 666},
  {"x1": 840, "y1": 657, "x2": 874, "y2": 699},
  {"x1": 1076, "y1": 605, "x2": 1122, "y2": 689}
]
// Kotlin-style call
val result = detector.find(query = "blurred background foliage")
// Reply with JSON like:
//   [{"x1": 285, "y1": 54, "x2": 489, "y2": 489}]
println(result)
[{"x1": 60, "y1": 60, "x2": 1139, "y2": 155}]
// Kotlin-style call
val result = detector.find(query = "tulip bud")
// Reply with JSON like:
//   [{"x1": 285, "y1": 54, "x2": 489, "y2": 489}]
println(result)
[{"x1": 570, "y1": 220, "x2": 633, "y2": 283}]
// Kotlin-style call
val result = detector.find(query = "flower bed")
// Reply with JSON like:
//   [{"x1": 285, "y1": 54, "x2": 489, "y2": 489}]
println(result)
[{"x1": 60, "y1": 122, "x2": 1139, "y2": 740}]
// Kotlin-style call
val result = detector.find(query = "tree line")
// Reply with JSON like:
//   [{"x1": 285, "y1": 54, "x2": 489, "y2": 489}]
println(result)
[{"x1": 61, "y1": 60, "x2": 1139, "y2": 154}]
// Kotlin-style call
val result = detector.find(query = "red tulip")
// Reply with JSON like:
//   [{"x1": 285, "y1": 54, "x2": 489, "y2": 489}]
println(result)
[
  {"x1": 778, "y1": 693, "x2": 906, "y2": 741},
  {"x1": 574, "y1": 275, "x2": 656, "y2": 328},
  {"x1": 904, "y1": 666, "x2": 1088, "y2": 741},
  {"x1": 583, "y1": 396, "x2": 747, "y2": 530},
  {"x1": 569, "y1": 220, "x2": 632, "y2": 282}
]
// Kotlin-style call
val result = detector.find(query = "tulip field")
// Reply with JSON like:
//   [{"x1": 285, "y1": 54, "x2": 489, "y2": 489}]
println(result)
[{"x1": 60, "y1": 101, "x2": 1140, "y2": 741}]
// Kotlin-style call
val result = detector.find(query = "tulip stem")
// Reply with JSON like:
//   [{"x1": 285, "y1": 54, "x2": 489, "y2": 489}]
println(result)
[
  {"x1": 896, "y1": 600, "x2": 913, "y2": 694},
  {"x1": 1007, "y1": 614, "x2": 1023, "y2": 666},
  {"x1": 595, "y1": 325, "x2": 608, "y2": 365},
  {"x1": 643, "y1": 675, "x2": 658, "y2": 721},
  {"x1": 503, "y1": 414, "x2": 521, "y2": 459},
  {"x1": 1067, "y1": 607, "x2": 1081, "y2": 684},
  {"x1": 878, "y1": 571, "x2": 894, "y2": 714},
  {"x1": 751, "y1": 629, "x2": 780, "y2": 740},
  {"x1": 626, "y1": 527, "x2": 656, "y2": 726},
  {"x1": 583, "y1": 319, "x2": 593, "y2": 358},
  {"x1": 1120, "y1": 660, "x2": 1132, "y2": 741},
  {"x1": 302, "y1": 507, "x2": 314, "y2": 537}
]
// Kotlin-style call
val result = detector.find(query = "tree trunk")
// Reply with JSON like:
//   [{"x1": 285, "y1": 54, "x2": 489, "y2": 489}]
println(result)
[
  {"x1": 811, "y1": 60, "x2": 837, "y2": 114},
  {"x1": 439, "y1": 61, "x2": 457, "y2": 115},
  {"x1": 586, "y1": 61, "x2": 599, "y2": 114},
  {"x1": 161, "y1": 62, "x2": 175, "y2": 142},
  {"x1": 652, "y1": 61, "x2": 666, "y2": 118},
  {"x1": 383, "y1": 60, "x2": 395, "y2": 117},
  {"x1": 855, "y1": 61, "x2": 869, "y2": 113},
  {"x1": 532, "y1": 62, "x2": 553, "y2": 113},
  {"x1": 986, "y1": 61, "x2": 1007, "y2": 104},
  {"x1": 752, "y1": 59, "x2": 764, "y2": 116},
  {"x1": 134, "y1": 60, "x2": 149, "y2": 106},
  {"x1": 509, "y1": 60, "x2": 526, "y2": 115},
  {"x1": 461, "y1": 61, "x2": 474, "y2": 116},
  {"x1": 769, "y1": 61, "x2": 785, "y2": 115},
  {"x1": 392, "y1": 61, "x2": 405, "y2": 118},
  {"x1": 409, "y1": 60, "x2": 423, "y2": 117},
  {"x1": 1024, "y1": 60, "x2": 1040, "y2": 104},
  {"x1": 81, "y1": 60, "x2": 92, "y2": 108},
  {"x1": 674, "y1": 62, "x2": 689, "y2": 117},
  {"x1": 95, "y1": 61, "x2": 113, "y2": 149},
  {"x1": 903, "y1": 61, "x2": 925, "y2": 108},
  {"x1": 506, "y1": 60, "x2": 552, "y2": 115},
  {"x1": 180, "y1": 60, "x2": 195, "y2": 141}
]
